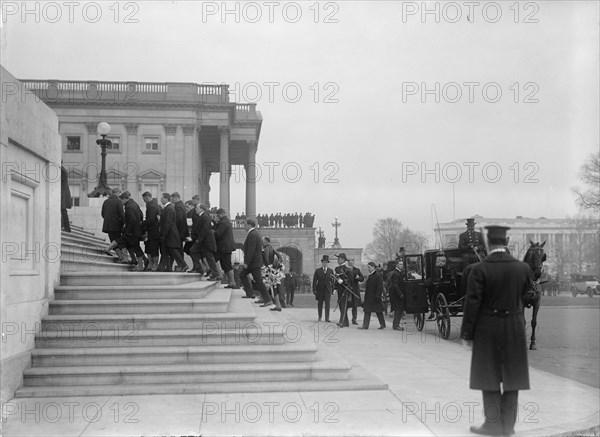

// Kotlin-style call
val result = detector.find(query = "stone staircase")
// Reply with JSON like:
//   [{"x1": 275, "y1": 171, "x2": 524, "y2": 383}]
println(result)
[{"x1": 15, "y1": 227, "x2": 386, "y2": 397}]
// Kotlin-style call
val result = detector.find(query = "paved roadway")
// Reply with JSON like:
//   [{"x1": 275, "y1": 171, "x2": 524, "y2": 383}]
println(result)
[{"x1": 289, "y1": 293, "x2": 600, "y2": 389}]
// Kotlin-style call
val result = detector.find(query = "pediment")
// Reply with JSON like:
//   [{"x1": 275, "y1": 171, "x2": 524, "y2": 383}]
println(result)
[{"x1": 137, "y1": 169, "x2": 165, "y2": 180}]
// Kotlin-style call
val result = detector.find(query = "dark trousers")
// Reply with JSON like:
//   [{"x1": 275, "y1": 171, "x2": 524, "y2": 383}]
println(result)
[
  {"x1": 363, "y1": 311, "x2": 386, "y2": 329},
  {"x1": 158, "y1": 242, "x2": 186, "y2": 271},
  {"x1": 481, "y1": 390, "x2": 519, "y2": 435},
  {"x1": 286, "y1": 287, "x2": 295, "y2": 305},
  {"x1": 337, "y1": 292, "x2": 349, "y2": 326},
  {"x1": 349, "y1": 291, "x2": 361, "y2": 322},
  {"x1": 317, "y1": 292, "x2": 331, "y2": 321},
  {"x1": 240, "y1": 266, "x2": 271, "y2": 302},
  {"x1": 216, "y1": 251, "x2": 233, "y2": 273},
  {"x1": 61, "y1": 209, "x2": 71, "y2": 232},
  {"x1": 190, "y1": 242, "x2": 218, "y2": 276},
  {"x1": 392, "y1": 294, "x2": 405, "y2": 329}
]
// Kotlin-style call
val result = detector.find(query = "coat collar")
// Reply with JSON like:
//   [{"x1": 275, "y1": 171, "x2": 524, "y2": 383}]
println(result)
[{"x1": 485, "y1": 251, "x2": 515, "y2": 263}]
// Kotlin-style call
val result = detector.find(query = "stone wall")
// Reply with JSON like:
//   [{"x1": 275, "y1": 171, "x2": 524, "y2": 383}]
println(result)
[{"x1": 0, "y1": 66, "x2": 61, "y2": 401}]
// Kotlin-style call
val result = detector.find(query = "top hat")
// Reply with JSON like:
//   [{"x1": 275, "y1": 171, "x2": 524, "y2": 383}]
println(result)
[
  {"x1": 466, "y1": 218, "x2": 476, "y2": 225},
  {"x1": 321, "y1": 255, "x2": 330, "y2": 263},
  {"x1": 337, "y1": 252, "x2": 347, "y2": 261},
  {"x1": 485, "y1": 225, "x2": 510, "y2": 240},
  {"x1": 398, "y1": 247, "x2": 405, "y2": 252}
]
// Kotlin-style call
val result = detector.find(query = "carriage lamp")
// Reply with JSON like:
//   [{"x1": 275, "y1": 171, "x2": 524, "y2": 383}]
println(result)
[{"x1": 88, "y1": 122, "x2": 113, "y2": 197}]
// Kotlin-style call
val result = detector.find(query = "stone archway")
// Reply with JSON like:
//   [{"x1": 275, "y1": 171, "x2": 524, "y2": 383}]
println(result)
[{"x1": 277, "y1": 246, "x2": 303, "y2": 274}]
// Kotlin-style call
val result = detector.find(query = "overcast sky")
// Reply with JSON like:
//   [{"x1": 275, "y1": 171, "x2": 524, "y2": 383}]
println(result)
[{"x1": 2, "y1": 1, "x2": 598, "y2": 248}]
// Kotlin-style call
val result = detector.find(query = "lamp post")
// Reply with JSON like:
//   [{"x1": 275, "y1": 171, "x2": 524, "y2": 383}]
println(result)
[
  {"x1": 332, "y1": 216, "x2": 341, "y2": 249},
  {"x1": 88, "y1": 122, "x2": 112, "y2": 197}
]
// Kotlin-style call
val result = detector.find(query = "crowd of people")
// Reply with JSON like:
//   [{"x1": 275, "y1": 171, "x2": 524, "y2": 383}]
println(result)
[
  {"x1": 100, "y1": 189, "x2": 237, "y2": 287},
  {"x1": 233, "y1": 212, "x2": 315, "y2": 228}
]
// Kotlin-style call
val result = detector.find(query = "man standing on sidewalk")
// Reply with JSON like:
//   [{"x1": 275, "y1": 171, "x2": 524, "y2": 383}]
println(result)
[{"x1": 461, "y1": 225, "x2": 532, "y2": 437}]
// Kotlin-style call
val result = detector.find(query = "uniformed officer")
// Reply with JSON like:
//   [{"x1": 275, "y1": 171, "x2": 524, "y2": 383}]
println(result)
[
  {"x1": 460, "y1": 225, "x2": 532, "y2": 436},
  {"x1": 459, "y1": 218, "x2": 485, "y2": 268}
]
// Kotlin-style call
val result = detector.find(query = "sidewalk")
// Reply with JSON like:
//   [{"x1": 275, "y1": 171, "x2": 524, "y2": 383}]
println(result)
[{"x1": 2, "y1": 302, "x2": 599, "y2": 436}]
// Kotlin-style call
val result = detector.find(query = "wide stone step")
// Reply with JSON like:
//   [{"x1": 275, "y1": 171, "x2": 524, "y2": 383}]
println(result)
[
  {"x1": 60, "y1": 272, "x2": 205, "y2": 286},
  {"x1": 62, "y1": 229, "x2": 107, "y2": 245},
  {"x1": 41, "y1": 311, "x2": 256, "y2": 331},
  {"x1": 16, "y1": 365, "x2": 387, "y2": 398},
  {"x1": 22, "y1": 360, "x2": 351, "y2": 387},
  {"x1": 60, "y1": 260, "x2": 133, "y2": 272},
  {"x1": 48, "y1": 297, "x2": 229, "y2": 315},
  {"x1": 61, "y1": 243, "x2": 118, "y2": 265},
  {"x1": 54, "y1": 281, "x2": 215, "y2": 300},
  {"x1": 31, "y1": 344, "x2": 317, "y2": 366},
  {"x1": 35, "y1": 326, "x2": 288, "y2": 348}
]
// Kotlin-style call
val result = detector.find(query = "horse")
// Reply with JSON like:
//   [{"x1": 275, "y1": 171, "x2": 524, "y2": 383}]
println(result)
[{"x1": 522, "y1": 241, "x2": 547, "y2": 350}]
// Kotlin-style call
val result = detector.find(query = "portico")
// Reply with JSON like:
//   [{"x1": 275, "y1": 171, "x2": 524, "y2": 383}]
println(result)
[{"x1": 21, "y1": 80, "x2": 262, "y2": 218}]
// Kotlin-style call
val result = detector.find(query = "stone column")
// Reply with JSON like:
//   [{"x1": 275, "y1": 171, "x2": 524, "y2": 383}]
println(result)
[
  {"x1": 245, "y1": 140, "x2": 257, "y2": 221},
  {"x1": 219, "y1": 126, "x2": 230, "y2": 213},
  {"x1": 125, "y1": 123, "x2": 138, "y2": 194},
  {"x1": 164, "y1": 124, "x2": 178, "y2": 192},
  {"x1": 182, "y1": 124, "x2": 196, "y2": 200}
]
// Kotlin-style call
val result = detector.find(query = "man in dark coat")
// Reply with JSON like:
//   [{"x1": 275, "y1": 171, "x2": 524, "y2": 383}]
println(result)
[
  {"x1": 334, "y1": 253, "x2": 352, "y2": 328},
  {"x1": 347, "y1": 258, "x2": 364, "y2": 325},
  {"x1": 60, "y1": 163, "x2": 72, "y2": 232},
  {"x1": 459, "y1": 217, "x2": 486, "y2": 268},
  {"x1": 184, "y1": 201, "x2": 202, "y2": 273},
  {"x1": 388, "y1": 260, "x2": 406, "y2": 331},
  {"x1": 284, "y1": 272, "x2": 297, "y2": 307},
  {"x1": 359, "y1": 262, "x2": 386, "y2": 330},
  {"x1": 239, "y1": 219, "x2": 272, "y2": 306},
  {"x1": 214, "y1": 208, "x2": 236, "y2": 287},
  {"x1": 120, "y1": 191, "x2": 146, "y2": 271},
  {"x1": 101, "y1": 188, "x2": 125, "y2": 260},
  {"x1": 190, "y1": 204, "x2": 220, "y2": 280},
  {"x1": 312, "y1": 255, "x2": 334, "y2": 322},
  {"x1": 141, "y1": 192, "x2": 161, "y2": 271},
  {"x1": 460, "y1": 225, "x2": 532, "y2": 436},
  {"x1": 171, "y1": 192, "x2": 189, "y2": 244},
  {"x1": 157, "y1": 193, "x2": 188, "y2": 272}
]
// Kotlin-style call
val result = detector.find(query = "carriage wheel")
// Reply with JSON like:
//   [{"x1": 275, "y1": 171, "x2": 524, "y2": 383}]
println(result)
[
  {"x1": 414, "y1": 313, "x2": 425, "y2": 331},
  {"x1": 436, "y1": 294, "x2": 451, "y2": 340}
]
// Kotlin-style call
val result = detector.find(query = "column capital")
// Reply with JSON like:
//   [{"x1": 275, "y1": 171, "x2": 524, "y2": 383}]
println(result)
[
  {"x1": 125, "y1": 123, "x2": 139, "y2": 135},
  {"x1": 182, "y1": 124, "x2": 196, "y2": 136},
  {"x1": 164, "y1": 124, "x2": 178, "y2": 136},
  {"x1": 85, "y1": 122, "x2": 97, "y2": 135},
  {"x1": 219, "y1": 126, "x2": 230, "y2": 138}
]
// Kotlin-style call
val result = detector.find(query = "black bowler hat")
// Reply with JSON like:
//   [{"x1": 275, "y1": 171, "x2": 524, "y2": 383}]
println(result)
[
  {"x1": 321, "y1": 255, "x2": 330, "y2": 263},
  {"x1": 485, "y1": 225, "x2": 510, "y2": 240}
]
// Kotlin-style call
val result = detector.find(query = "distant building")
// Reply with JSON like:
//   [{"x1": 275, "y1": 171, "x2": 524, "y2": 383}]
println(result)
[
  {"x1": 21, "y1": 79, "x2": 262, "y2": 217},
  {"x1": 434, "y1": 215, "x2": 599, "y2": 275}
]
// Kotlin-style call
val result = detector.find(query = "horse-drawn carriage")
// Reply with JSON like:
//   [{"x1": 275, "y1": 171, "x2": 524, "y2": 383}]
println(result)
[{"x1": 403, "y1": 248, "x2": 466, "y2": 340}]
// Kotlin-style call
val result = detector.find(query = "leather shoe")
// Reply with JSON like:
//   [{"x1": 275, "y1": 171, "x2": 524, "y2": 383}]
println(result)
[
  {"x1": 270, "y1": 307, "x2": 282, "y2": 311},
  {"x1": 352, "y1": 320, "x2": 358, "y2": 325},
  {"x1": 336, "y1": 322, "x2": 344, "y2": 328},
  {"x1": 357, "y1": 326, "x2": 368, "y2": 330},
  {"x1": 260, "y1": 301, "x2": 274, "y2": 307},
  {"x1": 469, "y1": 424, "x2": 502, "y2": 436},
  {"x1": 241, "y1": 296, "x2": 253, "y2": 299},
  {"x1": 378, "y1": 326, "x2": 386, "y2": 330},
  {"x1": 427, "y1": 313, "x2": 436, "y2": 321},
  {"x1": 393, "y1": 327, "x2": 405, "y2": 331},
  {"x1": 325, "y1": 319, "x2": 330, "y2": 322}
]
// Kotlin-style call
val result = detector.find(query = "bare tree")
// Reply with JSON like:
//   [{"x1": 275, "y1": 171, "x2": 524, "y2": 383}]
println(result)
[
  {"x1": 572, "y1": 152, "x2": 600, "y2": 213},
  {"x1": 364, "y1": 218, "x2": 428, "y2": 264}
]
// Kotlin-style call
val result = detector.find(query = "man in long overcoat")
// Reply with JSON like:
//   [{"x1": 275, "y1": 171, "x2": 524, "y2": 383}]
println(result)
[
  {"x1": 190, "y1": 204, "x2": 220, "y2": 280},
  {"x1": 101, "y1": 187, "x2": 125, "y2": 260},
  {"x1": 388, "y1": 260, "x2": 406, "y2": 331},
  {"x1": 120, "y1": 191, "x2": 146, "y2": 271},
  {"x1": 239, "y1": 219, "x2": 272, "y2": 305},
  {"x1": 347, "y1": 258, "x2": 364, "y2": 325},
  {"x1": 214, "y1": 208, "x2": 236, "y2": 287},
  {"x1": 359, "y1": 262, "x2": 386, "y2": 330},
  {"x1": 459, "y1": 217, "x2": 486, "y2": 267},
  {"x1": 60, "y1": 163, "x2": 72, "y2": 232},
  {"x1": 157, "y1": 193, "x2": 188, "y2": 272},
  {"x1": 460, "y1": 225, "x2": 532, "y2": 436},
  {"x1": 312, "y1": 255, "x2": 334, "y2": 322},
  {"x1": 141, "y1": 192, "x2": 161, "y2": 271}
]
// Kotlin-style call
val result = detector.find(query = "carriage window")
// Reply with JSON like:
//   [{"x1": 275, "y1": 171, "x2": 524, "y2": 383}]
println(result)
[{"x1": 404, "y1": 255, "x2": 423, "y2": 280}]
